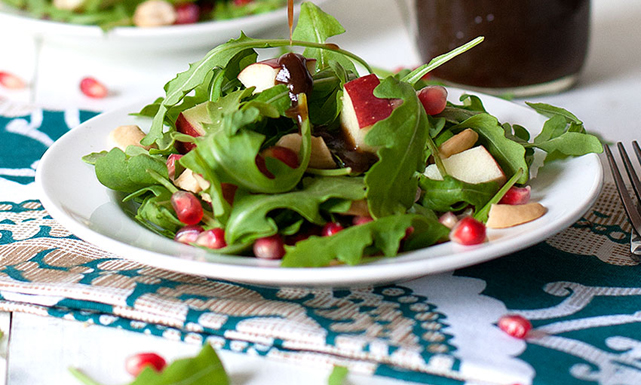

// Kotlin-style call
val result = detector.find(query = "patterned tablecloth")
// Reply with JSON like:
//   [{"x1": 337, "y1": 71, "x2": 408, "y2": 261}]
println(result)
[{"x1": 1, "y1": 106, "x2": 639, "y2": 385}]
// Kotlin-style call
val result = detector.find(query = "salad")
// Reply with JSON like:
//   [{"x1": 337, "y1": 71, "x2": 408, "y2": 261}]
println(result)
[
  {"x1": 1, "y1": 0, "x2": 286, "y2": 29},
  {"x1": 84, "y1": 2, "x2": 602, "y2": 268}
]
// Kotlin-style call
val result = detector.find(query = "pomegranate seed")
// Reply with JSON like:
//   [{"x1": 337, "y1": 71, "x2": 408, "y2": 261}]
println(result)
[
  {"x1": 233, "y1": 0, "x2": 252, "y2": 5},
  {"x1": 499, "y1": 185, "x2": 531, "y2": 205},
  {"x1": 322, "y1": 222, "x2": 344, "y2": 236},
  {"x1": 0, "y1": 71, "x2": 26, "y2": 89},
  {"x1": 196, "y1": 228, "x2": 227, "y2": 249},
  {"x1": 166, "y1": 154, "x2": 183, "y2": 180},
  {"x1": 174, "y1": 2, "x2": 199, "y2": 24},
  {"x1": 171, "y1": 191, "x2": 203, "y2": 225},
  {"x1": 439, "y1": 212, "x2": 458, "y2": 229},
  {"x1": 352, "y1": 216, "x2": 374, "y2": 226},
  {"x1": 449, "y1": 216, "x2": 486, "y2": 245},
  {"x1": 417, "y1": 85, "x2": 448, "y2": 115},
  {"x1": 174, "y1": 225, "x2": 203, "y2": 244},
  {"x1": 125, "y1": 352, "x2": 166, "y2": 376},
  {"x1": 498, "y1": 314, "x2": 532, "y2": 339},
  {"x1": 80, "y1": 77, "x2": 108, "y2": 99},
  {"x1": 253, "y1": 234, "x2": 286, "y2": 260}
]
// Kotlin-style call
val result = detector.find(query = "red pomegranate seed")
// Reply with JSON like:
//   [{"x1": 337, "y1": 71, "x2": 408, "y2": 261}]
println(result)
[
  {"x1": 171, "y1": 191, "x2": 203, "y2": 225},
  {"x1": 499, "y1": 185, "x2": 531, "y2": 205},
  {"x1": 233, "y1": 0, "x2": 252, "y2": 5},
  {"x1": 449, "y1": 216, "x2": 486, "y2": 245},
  {"x1": 352, "y1": 216, "x2": 373, "y2": 226},
  {"x1": 174, "y1": 2, "x2": 199, "y2": 24},
  {"x1": 196, "y1": 228, "x2": 227, "y2": 249},
  {"x1": 166, "y1": 154, "x2": 183, "y2": 180},
  {"x1": 0, "y1": 71, "x2": 26, "y2": 89},
  {"x1": 174, "y1": 225, "x2": 203, "y2": 244},
  {"x1": 498, "y1": 314, "x2": 532, "y2": 339},
  {"x1": 322, "y1": 222, "x2": 344, "y2": 237},
  {"x1": 125, "y1": 352, "x2": 166, "y2": 377},
  {"x1": 253, "y1": 234, "x2": 286, "y2": 260},
  {"x1": 80, "y1": 77, "x2": 108, "y2": 99},
  {"x1": 416, "y1": 85, "x2": 448, "y2": 115}
]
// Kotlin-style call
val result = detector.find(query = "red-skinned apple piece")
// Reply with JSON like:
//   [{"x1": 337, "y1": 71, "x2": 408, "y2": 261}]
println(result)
[
  {"x1": 340, "y1": 74, "x2": 394, "y2": 153},
  {"x1": 238, "y1": 57, "x2": 316, "y2": 94},
  {"x1": 175, "y1": 102, "x2": 213, "y2": 153}
]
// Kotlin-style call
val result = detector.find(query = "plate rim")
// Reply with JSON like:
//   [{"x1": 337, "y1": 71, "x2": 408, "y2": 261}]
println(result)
[{"x1": 34, "y1": 89, "x2": 604, "y2": 287}]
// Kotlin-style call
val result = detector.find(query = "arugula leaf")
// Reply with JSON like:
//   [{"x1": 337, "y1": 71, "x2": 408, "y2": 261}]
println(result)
[
  {"x1": 70, "y1": 344, "x2": 229, "y2": 385},
  {"x1": 94, "y1": 148, "x2": 168, "y2": 194},
  {"x1": 130, "y1": 344, "x2": 228, "y2": 385},
  {"x1": 226, "y1": 176, "x2": 366, "y2": 244},
  {"x1": 328, "y1": 366, "x2": 349, "y2": 385},
  {"x1": 418, "y1": 175, "x2": 499, "y2": 213},
  {"x1": 364, "y1": 76, "x2": 428, "y2": 218},
  {"x1": 281, "y1": 214, "x2": 447, "y2": 267},
  {"x1": 292, "y1": 2, "x2": 357, "y2": 74},
  {"x1": 450, "y1": 114, "x2": 529, "y2": 184},
  {"x1": 525, "y1": 104, "x2": 603, "y2": 160},
  {"x1": 142, "y1": 33, "x2": 372, "y2": 149},
  {"x1": 130, "y1": 185, "x2": 183, "y2": 234}
]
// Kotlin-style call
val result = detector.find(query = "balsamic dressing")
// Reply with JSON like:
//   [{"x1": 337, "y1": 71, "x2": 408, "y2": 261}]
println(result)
[
  {"x1": 276, "y1": 53, "x2": 314, "y2": 104},
  {"x1": 282, "y1": 0, "x2": 375, "y2": 173}
]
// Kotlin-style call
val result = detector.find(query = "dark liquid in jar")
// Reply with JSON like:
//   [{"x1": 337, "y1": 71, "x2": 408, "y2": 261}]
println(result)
[{"x1": 413, "y1": 0, "x2": 590, "y2": 89}]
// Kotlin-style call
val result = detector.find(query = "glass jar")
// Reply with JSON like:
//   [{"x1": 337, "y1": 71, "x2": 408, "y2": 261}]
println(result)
[{"x1": 405, "y1": 0, "x2": 591, "y2": 97}]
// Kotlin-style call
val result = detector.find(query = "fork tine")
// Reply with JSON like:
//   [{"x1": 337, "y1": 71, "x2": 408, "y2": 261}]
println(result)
[
  {"x1": 605, "y1": 144, "x2": 641, "y2": 237},
  {"x1": 617, "y1": 142, "x2": 641, "y2": 215}
]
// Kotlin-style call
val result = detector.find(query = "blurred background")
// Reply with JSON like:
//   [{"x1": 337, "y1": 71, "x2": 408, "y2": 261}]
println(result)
[{"x1": 0, "y1": 0, "x2": 640, "y2": 140}]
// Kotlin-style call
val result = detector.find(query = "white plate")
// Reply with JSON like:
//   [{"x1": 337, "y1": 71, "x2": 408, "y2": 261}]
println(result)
[
  {"x1": 0, "y1": 1, "x2": 319, "y2": 52},
  {"x1": 35, "y1": 89, "x2": 603, "y2": 287}
]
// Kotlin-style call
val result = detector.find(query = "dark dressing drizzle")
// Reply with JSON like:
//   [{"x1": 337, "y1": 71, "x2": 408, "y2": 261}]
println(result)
[{"x1": 276, "y1": 53, "x2": 314, "y2": 104}]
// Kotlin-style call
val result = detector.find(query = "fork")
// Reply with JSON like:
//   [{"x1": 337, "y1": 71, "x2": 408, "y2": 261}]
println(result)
[{"x1": 604, "y1": 141, "x2": 641, "y2": 255}]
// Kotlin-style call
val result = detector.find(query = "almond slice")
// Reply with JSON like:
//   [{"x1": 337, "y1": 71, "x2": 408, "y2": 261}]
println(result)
[
  {"x1": 486, "y1": 202, "x2": 547, "y2": 229},
  {"x1": 108, "y1": 125, "x2": 151, "y2": 151},
  {"x1": 439, "y1": 128, "x2": 478, "y2": 158}
]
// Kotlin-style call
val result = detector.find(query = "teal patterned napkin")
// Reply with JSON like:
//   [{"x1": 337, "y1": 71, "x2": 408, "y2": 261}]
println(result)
[{"x1": 1, "y1": 108, "x2": 640, "y2": 385}]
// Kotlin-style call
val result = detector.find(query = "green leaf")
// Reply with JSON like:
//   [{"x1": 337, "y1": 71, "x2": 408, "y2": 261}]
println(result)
[
  {"x1": 94, "y1": 148, "x2": 168, "y2": 194},
  {"x1": 292, "y1": 2, "x2": 357, "y2": 74},
  {"x1": 281, "y1": 214, "x2": 447, "y2": 267},
  {"x1": 401, "y1": 37, "x2": 484, "y2": 85},
  {"x1": 450, "y1": 113, "x2": 529, "y2": 184},
  {"x1": 81, "y1": 151, "x2": 108, "y2": 165},
  {"x1": 364, "y1": 76, "x2": 429, "y2": 218},
  {"x1": 525, "y1": 102, "x2": 583, "y2": 125},
  {"x1": 226, "y1": 177, "x2": 366, "y2": 244},
  {"x1": 418, "y1": 175, "x2": 499, "y2": 213},
  {"x1": 328, "y1": 366, "x2": 349, "y2": 385},
  {"x1": 130, "y1": 344, "x2": 229, "y2": 385},
  {"x1": 187, "y1": 95, "x2": 312, "y2": 195}
]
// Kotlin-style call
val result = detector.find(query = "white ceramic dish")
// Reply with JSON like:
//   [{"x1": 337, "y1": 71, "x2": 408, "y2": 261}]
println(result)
[
  {"x1": 0, "y1": 1, "x2": 317, "y2": 52},
  {"x1": 35, "y1": 88, "x2": 603, "y2": 287}
]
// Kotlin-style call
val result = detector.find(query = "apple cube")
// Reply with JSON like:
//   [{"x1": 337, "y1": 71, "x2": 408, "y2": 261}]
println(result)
[
  {"x1": 423, "y1": 146, "x2": 506, "y2": 185},
  {"x1": 340, "y1": 74, "x2": 394, "y2": 153},
  {"x1": 238, "y1": 57, "x2": 316, "y2": 94},
  {"x1": 276, "y1": 133, "x2": 336, "y2": 169},
  {"x1": 175, "y1": 101, "x2": 213, "y2": 153}
]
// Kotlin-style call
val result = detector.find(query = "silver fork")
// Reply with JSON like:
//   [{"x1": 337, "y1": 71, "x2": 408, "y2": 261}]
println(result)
[{"x1": 604, "y1": 141, "x2": 641, "y2": 255}]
